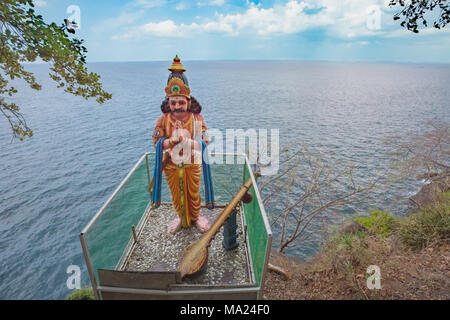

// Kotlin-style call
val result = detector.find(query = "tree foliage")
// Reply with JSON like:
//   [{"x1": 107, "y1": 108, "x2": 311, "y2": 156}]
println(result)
[
  {"x1": 389, "y1": 0, "x2": 450, "y2": 33},
  {"x1": 0, "y1": 0, "x2": 112, "y2": 140}
]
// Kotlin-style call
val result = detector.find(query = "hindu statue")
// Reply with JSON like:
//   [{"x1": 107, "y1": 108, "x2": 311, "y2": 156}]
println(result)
[{"x1": 151, "y1": 55, "x2": 215, "y2": 235}]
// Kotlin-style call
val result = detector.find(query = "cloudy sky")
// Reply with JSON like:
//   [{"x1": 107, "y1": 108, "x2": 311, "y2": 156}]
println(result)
[{"x1": 34, "y1": 0, "x2": 450, "y2": 63}]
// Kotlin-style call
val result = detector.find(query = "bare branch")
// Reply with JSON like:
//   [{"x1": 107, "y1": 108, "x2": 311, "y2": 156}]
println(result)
[
  {"x1": 384, "y1": 119, "x2": 449, "y2": 181},
  {"x1": 260, "y1": 143, "x2": 380, "y2": 254}
]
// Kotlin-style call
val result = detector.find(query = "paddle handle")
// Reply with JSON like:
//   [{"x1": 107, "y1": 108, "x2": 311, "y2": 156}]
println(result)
[{"x1": 201, "y1": 176, "x2": 256, "y2": 247}]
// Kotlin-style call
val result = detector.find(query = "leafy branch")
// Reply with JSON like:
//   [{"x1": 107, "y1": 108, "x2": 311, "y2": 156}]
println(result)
[
  {"x1": 389, "y1": 0, "x2": 449, "y2": 33},
  {"x1": 0, "y1": 0, "x2": 112, "y2": 140}
]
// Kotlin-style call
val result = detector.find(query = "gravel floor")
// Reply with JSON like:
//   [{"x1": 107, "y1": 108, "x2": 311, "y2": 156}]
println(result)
[{"x1": 123, "y1": 203, "x2": 251, "y2": 285}]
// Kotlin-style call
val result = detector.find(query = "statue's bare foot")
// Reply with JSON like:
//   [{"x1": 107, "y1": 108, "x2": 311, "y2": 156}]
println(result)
[
  {"x1": 168, "y1": 217, "x2": 182, "y2": 235},
  {"x1": 195, "y1": 215, "x2": 211, "y2": 233}
]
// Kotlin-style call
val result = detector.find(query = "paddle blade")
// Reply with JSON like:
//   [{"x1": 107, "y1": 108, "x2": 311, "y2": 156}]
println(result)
[{"x1": 178, "y1": 241, "x2": 209, "y2": 279}]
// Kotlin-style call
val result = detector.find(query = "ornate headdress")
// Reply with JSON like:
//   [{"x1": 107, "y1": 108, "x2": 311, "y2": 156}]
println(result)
[
  {"x1": 161, "y1": 55, "x2": 202, "y2": 114},
  {"x1": 168, "y1": 54, "x2": 186, "y2": 72},
  {"x1": 165, "y1": 55, "x2": 190, "y2": 98}
]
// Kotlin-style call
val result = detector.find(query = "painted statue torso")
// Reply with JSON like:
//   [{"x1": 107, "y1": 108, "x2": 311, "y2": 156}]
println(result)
[
  {"x1": 152, "y1": 112, "x2": 208, "y2": 228},
  {"x1": 153, "y1": 112, "x2": 206, "y2": 166}
]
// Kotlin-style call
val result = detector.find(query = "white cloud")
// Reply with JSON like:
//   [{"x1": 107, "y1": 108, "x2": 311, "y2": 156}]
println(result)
[
  {"x1": 34, "y1": 0, "x2": 47, "y2": 7},
  {"x1": 385, "y1": 25, "x2": 450, "y2": 38},
  {"x1": 209, "y1": 0, "x2": 226, "y2": 5},
  {"x1": 94, "y1": 0, "x2": 169, "y2": 34},
  {"x1": 116, "y1": 0, "x2": 323, "y2": 38},
  {"x1": 197, "y1": 0, "x2": 226, "y2": 7},
  {"x1": 176, "y1": 3, "x2": 188, "y2": 10},
  {"x1": 132, "y1": 0, "x2": 167, "y2": 9},
  {"x1": 113, "y1": 0, "x2": 447, "y2": 40},
  {"x1": 93, "y1": 10, "x2": 146, "y2": 33},
  {"x1": 113, "y1": 19, "x2": 233, "y2": 39}
]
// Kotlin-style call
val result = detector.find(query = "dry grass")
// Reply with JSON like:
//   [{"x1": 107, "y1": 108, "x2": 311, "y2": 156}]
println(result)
[
  {"x1": 263, "y1": 238, "x2": 450, "y2": 300},
  {"x1": 263, "y1": 194, "x2": 450, "y2": 300},
  {"x1": 399, "y1": 191, "x2": 450, "y2": 249}
]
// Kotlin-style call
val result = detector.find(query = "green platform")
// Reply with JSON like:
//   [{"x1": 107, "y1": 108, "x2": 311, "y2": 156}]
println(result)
[{"x1": 80, "y1": 152, "x2": 272, "y2": 300}]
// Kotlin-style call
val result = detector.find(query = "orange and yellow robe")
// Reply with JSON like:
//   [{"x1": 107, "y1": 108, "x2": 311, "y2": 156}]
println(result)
[{"x1": 152, "y1": 112, "x2": 209, "y2": 227}]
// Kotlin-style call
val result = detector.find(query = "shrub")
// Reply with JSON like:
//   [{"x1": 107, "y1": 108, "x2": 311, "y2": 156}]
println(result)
[
  {"x1": 65, "y1": 287, "x2": 95, "y2": 300},
  {"x1": 399, "y1": 191, "x2": 450, "y2": 249},
  {"x1": 355, "y1": 209, "x2": 397, "y2": 237},
  {"x1": 440, "y1": 190, "x2": 450, "y2": 203},
  {"x1": 320, "y1": 230, "x2": 369, "y2": 274}
]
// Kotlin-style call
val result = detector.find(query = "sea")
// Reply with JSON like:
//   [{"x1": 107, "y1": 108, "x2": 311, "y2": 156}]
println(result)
[{"x1": 0, "y1": 61, "x2": 449, "y2": 299}]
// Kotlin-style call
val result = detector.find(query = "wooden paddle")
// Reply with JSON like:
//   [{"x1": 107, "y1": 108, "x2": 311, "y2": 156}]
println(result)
[{"x1": 177, "y1": 174, "x2": 258, "y2": 279}]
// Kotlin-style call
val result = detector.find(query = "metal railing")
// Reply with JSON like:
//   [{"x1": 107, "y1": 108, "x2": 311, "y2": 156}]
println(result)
[{"x1": 79, "y1": 152, "x2": 272, "y2": 300}]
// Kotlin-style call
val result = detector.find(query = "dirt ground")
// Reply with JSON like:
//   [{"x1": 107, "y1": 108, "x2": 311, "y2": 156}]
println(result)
[{"x1": 263, "y1": 243, "x2": 450, "y2": 300}]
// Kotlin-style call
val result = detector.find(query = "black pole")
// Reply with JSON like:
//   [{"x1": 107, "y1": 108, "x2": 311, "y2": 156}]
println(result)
[{"x1": 222, "y1": 209, "x2": 239, "y2": 250}]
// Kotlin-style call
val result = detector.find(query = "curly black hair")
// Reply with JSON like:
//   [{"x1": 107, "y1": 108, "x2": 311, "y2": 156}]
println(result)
[{"x1": 160, "y1": 96, "x2": 202, "y2": 114}]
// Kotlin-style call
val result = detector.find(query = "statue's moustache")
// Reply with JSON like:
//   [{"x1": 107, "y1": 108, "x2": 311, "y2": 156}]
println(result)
[{"x1": 172, "y1": 108, "x2": 186, "y2": 113}]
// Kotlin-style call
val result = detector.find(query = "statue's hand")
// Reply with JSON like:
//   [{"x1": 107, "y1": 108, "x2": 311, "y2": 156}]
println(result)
[
  {"x1": 169, "y1": 130, "x2": 180, "y2": 145},
  {"x1": 174, "y1": 120, "x2": 183, "y2": 130}
]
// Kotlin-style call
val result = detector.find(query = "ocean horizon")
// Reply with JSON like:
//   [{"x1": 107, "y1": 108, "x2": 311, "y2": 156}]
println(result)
[{"x1": 24, "y1": 59, "x2": 450, "y2": 65}]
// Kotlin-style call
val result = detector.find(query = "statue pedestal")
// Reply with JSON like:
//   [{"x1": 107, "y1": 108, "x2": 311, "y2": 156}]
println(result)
[{"x1": 222, "y1": 209, "x2": 239, "y2": 250}]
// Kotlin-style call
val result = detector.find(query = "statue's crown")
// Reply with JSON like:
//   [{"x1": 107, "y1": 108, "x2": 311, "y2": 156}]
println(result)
[
  {"x1": 165, "y1": 77, "x2": 190, "y2": 98},
  {"x1": 168, "y1": 55, "x2": 186, "y2": 72},
  {"x1": 165, "y1": 55, "x2": 190, "y2": 98}
]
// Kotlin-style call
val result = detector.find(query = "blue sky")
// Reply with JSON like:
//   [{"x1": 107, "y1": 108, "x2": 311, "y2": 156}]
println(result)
[{"x1": 33, "y1": 0, "x2": 450, "y2": 63}]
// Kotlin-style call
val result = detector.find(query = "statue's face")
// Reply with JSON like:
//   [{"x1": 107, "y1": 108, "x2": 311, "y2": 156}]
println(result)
[{"x1": 168, "y1": 96, "x2": 190, "y2": 114}]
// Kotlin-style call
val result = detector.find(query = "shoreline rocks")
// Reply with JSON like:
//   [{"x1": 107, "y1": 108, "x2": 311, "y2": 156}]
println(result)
[{"x1": 409, "y1": 174, "x2": 450, "y2": 210}]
